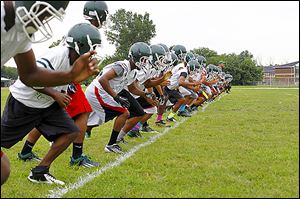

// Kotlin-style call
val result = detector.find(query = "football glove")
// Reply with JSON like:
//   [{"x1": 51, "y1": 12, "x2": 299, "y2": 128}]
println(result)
[{"x1": 113, "y1": 95, "x2": 130, "y2": 108}]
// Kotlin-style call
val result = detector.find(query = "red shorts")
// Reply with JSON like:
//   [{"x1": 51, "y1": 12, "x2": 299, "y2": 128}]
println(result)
[
  {"x1": 1, "y1": 150, "x2": 4, "y2": 158},
  {"x1": 65, "y1": 83, "x2": 92, "y2": 118}
]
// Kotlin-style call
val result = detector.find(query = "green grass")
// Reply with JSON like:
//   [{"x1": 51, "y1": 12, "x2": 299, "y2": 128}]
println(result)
[{"x1": 1, "y1": 87, "x2": 299, "y2": 198}]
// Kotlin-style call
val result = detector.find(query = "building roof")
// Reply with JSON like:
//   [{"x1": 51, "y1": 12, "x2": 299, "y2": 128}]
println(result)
[
  {"x1": 263, "y1": 66, "x2": 274, "y2": 73},
  {"x1": 275, "y1": 61, "x2": 299, "y2": 68}
]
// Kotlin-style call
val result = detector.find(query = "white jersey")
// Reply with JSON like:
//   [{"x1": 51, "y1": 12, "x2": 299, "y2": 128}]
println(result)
[
  {"x1": 130, "y1": 68, "x2": 159, "y2": 99},
  {"x1": 190, "y1": 71, "x2": 201, "y2": 82},
  {"x1": 91, "y1": 60, "x2": 137, "y2": 94},
  {"x1": 167, "y1": 63, "x2": 188, "y2": 90},
  {"x1": 1, "y1": 1, "x2": 32, "y2": 66},
  {"x1": 9, "y1": 46, "x2": 71, "y2": 108}
]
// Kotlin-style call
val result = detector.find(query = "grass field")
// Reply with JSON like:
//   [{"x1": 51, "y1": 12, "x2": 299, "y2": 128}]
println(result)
[{"x1": 1, "y1": 87, "x2": 299, "y2": 198}]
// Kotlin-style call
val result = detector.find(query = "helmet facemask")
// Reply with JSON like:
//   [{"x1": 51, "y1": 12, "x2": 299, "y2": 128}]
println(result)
[
  {"x1": 16, "y1": 1, "x2": 66, "y2": 43},
  {"x1": 152, "y1": 53, "x2": 168, "y2": 71},
  {"x1": 132, "y1": 55, "x2": 152, "y2": 73},
  {"x1": 176, "y1": 50, "x2": 186, "y2": 61},
  {"x1": 87, "y1": 35, "x2": 103, "y2": 65},
  {"x1": 66, "y1": 34, "x2": 103, "y2": 65}
]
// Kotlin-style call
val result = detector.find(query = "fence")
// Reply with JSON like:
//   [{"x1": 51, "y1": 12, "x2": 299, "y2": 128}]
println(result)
[{"x1": 257, "y1": 77, "x2": 299, "y2": 87}]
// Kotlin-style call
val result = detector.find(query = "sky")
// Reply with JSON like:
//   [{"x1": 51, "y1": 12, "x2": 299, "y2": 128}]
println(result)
[{"x1": 5, "y1": 1, "x2": 299, "y2": 67}]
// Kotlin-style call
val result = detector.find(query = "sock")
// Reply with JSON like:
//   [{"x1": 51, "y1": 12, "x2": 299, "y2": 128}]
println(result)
[
  {"x1": 179, "y1": 105, "x2": 186, "y2": 112},
  {"x1": 117, "y1": 130, "x2": 126, "y2": 142},
  {"x1": 72, "y1": 143, "x2": 83, "y2": 159},
  {"x1": 167, "y1": 112, "x2": 175, "y2": 119},
  {"x1": 108, "y1": 130, "x2": 119, "y2": 145},
  {"x1": 132, "y1": 122, "x2": 142, "y2": 131},
  {"x1": 156, "y1": 114, "x2": 163, "y2": 121},
  {"x1": 21, "y1": 141, "x2": 35, "y2": 155},
  {"x1": 32, "y1": 165, "x2": 49, "y2": 174}
]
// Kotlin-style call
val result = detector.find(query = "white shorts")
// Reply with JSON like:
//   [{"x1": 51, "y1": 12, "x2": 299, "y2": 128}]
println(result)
[
  {"x1": 178, "y1": 86, "x2": 198, "y2": 99},
  {"x1": 204, "y1": 85, "x2": 212, "y2": 96},
  {"x1": 85, "y1": 83, "x2": 127, "y2": 126}
]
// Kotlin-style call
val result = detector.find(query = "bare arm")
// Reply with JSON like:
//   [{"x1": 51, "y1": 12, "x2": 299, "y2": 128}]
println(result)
[
  {"x1": 127, "y1": 80, "x2": 146, "y2": 98},
  {"x1": 155, "y1": 85, "x2": 164, "y2": 96},
  {"x1": 98, "y1": 69, "x2": 118, "y2": 98},
  {"x1": 178, "y1": 76, "x2": 196, "y2": 89},
  {"x1": 128, "y1": 81, "x2": 158, "y2": 106},
  {"x1": 14, "y1": 49, "x2": 99, "y2": 87}
]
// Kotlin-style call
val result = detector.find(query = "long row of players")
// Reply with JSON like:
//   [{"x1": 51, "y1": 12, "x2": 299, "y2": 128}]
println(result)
[{"x1": 14, "y1": 41, "x2": 233, "y2": 184}]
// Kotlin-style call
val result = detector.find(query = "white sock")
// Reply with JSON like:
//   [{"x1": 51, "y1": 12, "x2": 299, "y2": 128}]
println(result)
[{"x1": 117, "y1": 130, "x2": 126, "y2": 141}]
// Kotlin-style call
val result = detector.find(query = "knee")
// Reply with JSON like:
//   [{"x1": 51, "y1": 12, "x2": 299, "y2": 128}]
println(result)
[{"x1": 122, "y1": 110, "x2": 130, "y2": 118}]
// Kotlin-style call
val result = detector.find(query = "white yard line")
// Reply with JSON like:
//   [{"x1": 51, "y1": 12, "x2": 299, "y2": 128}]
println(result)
[{"x1": 46, "y1": 94, "x2": 225, "y2": 198}]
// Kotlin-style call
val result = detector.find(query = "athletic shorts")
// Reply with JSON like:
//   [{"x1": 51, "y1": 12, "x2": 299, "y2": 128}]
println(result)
[
  {"x1": 164, "y1": 87, "x2": 184, "y2": 104},
  {"x1": 85, "y1": 84, "x2": 145, "y2": 126},
  {"x1": 1, "y1": 94, "x2": 79, "y2": 149},
  {"x1": 203, "y1": 85, "x2": 212, "y2": 96},
  {"x1": 65, "y1": 83, "x2": 92, "y2": 118},
  {"x1": 137, "y1": 97, "x2": 157, "y2": 114},
  {"x1": 178, "y1": 86, "x2": 198, "y2": 99}
]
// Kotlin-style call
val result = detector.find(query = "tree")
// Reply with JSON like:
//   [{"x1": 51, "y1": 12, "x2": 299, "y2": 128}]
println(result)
[
  {"x1": 105, "y1": 9, "x2": 156, "y2": 60},
  {"x1": 192, "y1": 47, "x2": 218, "y2": 58},
  {"x1": 192, "y1": 47, "x2": 263, "y2": 85},
  {"x1": 1, "y1": 66, "x2": 18, "y2": 80}
]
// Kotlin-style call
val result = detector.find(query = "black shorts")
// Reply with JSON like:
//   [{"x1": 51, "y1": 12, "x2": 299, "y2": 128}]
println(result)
[
  {"x1": 137, "y1": 97, "x2": 153, "y2": 109},
  {"x1": 119, "y1": 89, "x2": 145, "y2": 118},
  {"x1": 164, "y1": 87, "x2": 184, "y2": 104},
  {"x1": 1, "y1": 94, "x2": 80, "y2": 149}
]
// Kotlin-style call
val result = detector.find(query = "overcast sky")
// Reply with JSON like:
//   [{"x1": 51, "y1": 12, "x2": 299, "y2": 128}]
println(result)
[{"x1": 5, "y1": 1, "x2": 299, "y2": 67}]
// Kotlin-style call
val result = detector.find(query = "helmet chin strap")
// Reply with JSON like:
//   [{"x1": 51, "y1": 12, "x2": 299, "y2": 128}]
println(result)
[
  {"x1": 93, "y1": 11, "x2": 102, "y2": 28},
  {"x1": 74, "y1": 42, "x2": 80, "y2": 55}
]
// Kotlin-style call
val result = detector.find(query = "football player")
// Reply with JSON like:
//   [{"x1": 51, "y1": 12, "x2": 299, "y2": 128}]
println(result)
[
  {"x1": 1, "y1": 23, "x2": 102, "y2": 184},
  {"x1": 85, "y1": 42, "x2": 155, "y2": 153},
  {"x1": 164, "y1": 45, "x2": 197, "y2": 122},
  {"x1": 1, "y1": 0, "x2": 96, "y2": 186},
  {"x1": 120, "y1": 44, "x2": 170, "y2": 138}
]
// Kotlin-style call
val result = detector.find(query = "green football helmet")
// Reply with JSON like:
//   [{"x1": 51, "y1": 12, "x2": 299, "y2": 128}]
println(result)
[
  {"x1": 171, "y1": 45, "x2": 187, "y2": 61},
  {"x1": 195, "y1": 55, "x2": 207, "y2": 67},
  {"x1": 157, "y1": 43, "x2": 169, "y2": 53},
  {"x1": 128, "y1": 42, "x2": 152, "y2": 70},
  {"x1": 169, "y1": 52, "x2": 179, "y2": 68},
  {"x1": 66, "y1": 23, "x2": 102, "y2": 55},
  {"x1": 83, "y1": 1, "x2": 109, "y2": 28},
  {"x1": 207, "y1": 64, "x2": 220, "y2": 74},
  {"x1": 14, "y1": 1, "x2": 69, "y2": 43},
  {"x1": 187, "y1": 60, "x2": 201, "y2": 75},
  {"x1": 157, "y1": 43, "x2": 173, "y2": 68},
  {"x1": 150, "y1": 44, "x2": 166, "y2": 70},
  {"x1": 184, "y1": 51, "x2": 195, "y2": 63},
  {"x1": 225, "y1": 73, "x2": 233, "y2": 82}
]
